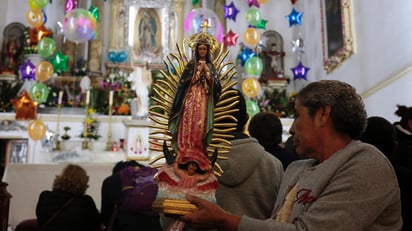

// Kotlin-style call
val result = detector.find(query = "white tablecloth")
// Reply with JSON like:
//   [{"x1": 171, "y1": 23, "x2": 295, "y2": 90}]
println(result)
[{"x1": 4, "y1": 163, "x2": 114, "y2": 229}]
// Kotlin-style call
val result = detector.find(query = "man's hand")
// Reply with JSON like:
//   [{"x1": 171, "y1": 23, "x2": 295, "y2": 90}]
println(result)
[{"x1": 179, "y1": 194, "x2": 240, "y2": 231}]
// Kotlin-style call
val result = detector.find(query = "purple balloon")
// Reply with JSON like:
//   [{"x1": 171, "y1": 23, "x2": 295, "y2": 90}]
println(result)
[
  {"x1": 291, "y1": 61, "x2": 310, "y2": 81},
  {"x1": 286, "y1": 8, "x2": 303, "y2": 27},
  {"x1": 224, "y1": 1, "x2": 239, "y2": 22},
  {"x1": 19, "y1": 60, "x2": 36, "y2": 81}
]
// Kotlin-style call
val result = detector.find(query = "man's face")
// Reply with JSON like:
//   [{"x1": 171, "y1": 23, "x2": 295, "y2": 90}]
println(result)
[{"x1": 289, "y1": 98, "x2": 318, "y2": 158}]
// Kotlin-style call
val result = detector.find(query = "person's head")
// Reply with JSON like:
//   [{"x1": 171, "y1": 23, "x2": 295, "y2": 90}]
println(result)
[
  {"x1": 178, "y1": 161, "x2": 204, "y2": 175},
  {"x1": 112, "y1": 160, "x2": 145, "y2": 175},
  {"x1": 290, "y1": 80, "x2": 367, "y2": 159},
  {"x1": 195, "y1": 43, "x2": 211, "y2": 62},
  {"x1": 52, "y1": 164, "x2": 89, "y2": 195},
  {"x1": 360, "y1": 116, "x2": 398, "y2": 161},
  {"x1": 394, "y1": 104, "x2": 412, "y2": 132},
  {"x1": 248, "y1": 112, "x2": 283, "y2": 150}
]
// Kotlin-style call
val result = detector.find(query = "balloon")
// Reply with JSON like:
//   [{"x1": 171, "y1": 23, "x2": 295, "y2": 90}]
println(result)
[
  {"x1": 286, "y1": 8, "x2": 303, "y2": 27},
  {"x1": 88, "y1": 5, "x2": 99, "y2": 22},
  {"x1": 117, "y1": 50, "x2": 128, "y2": 63},
  {"x1": 27, "y1": 119, "x2": 47, "y2": 141},
  {"x1": 237, "y1": 48, "x2": 256, "y2": 66},
  {"x1": 37, "y1": 37, "x2": 56, "y2": 58},
  {"x1": 29, "y1": 82, "x2": 49, "y2": 103},
  {"x1": 62, "y1": 8, "x2": 97, "y2": 43},
  {"x1": 291, "y1": 35, "x2": 304, "y2": 54},
  {"x1": 19, "y1": 60, "x2": 36, "y2": 81},
  {"x1": 183, "y1": 8, "x2": 223, "y2": 43},
  {"x1": 65, "y1": 0, "x2": 79, "y2": 13},
  {"x1": 243, "y1": 27, "x2": 260, "y2": 47},
  {"x1": 242, "y1": 78, "x2": 261, "y2": 98},
  {"x1": 11, "y1": 91, "x2": 37, "y2": 120},
  {"x1": 258, "y1": 0, "x2": 269, "y2": 4},
  {"x1": 247, "y1": 0, "x2": 260, "y2": 7},
  {"x1": 246, "y1": 100, "x2": 260, "y2": 118},
  {"x1": 49, "y1": 51, "x2": 69, "y2": 74},
  {"x1": 246, "y1": 8, "x2": 262, "y2": 26},
  {"x1": 29, "y1": 0, "x2": 41, "y2": 9},
  {"x1": 108, "y1": 51, "x2": 117, "y2": 63},
  {"x1": 223, "y1": 1, "x2": 239, "y2": 22},
  {"x1": 223, "y1": 30, "x2": 239, "y2": 48},
  {"x1": 26, "y1": 8, "x2": 44, "y2": 28},
  {"x1": 255, "y1": 19, "x2": 268, "y2": 30},
  {"x1": 35, "y1": 61, "x2": 54, "y2": 82},
  {"x1": 33, "y1": 0, "x2": 49, "y2": 9},
  {"x1": 291, "y1": 61, "x2": 310, "y2": 81},
  {"x1": 244, "y1": 57, "x2": 263, "y2": 76}
]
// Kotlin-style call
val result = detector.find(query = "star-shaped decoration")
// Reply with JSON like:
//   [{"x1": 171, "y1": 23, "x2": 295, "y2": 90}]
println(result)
[
  {"x1": 223, "y1": 1, "x2": 239, "y2": 22},
  {"x1": 238, "y1": 48, "x2": 256, "y2": 66},
  {"x1": 223, "y1": 30, "x2": 239, "y2": 48},
  {"x1": 291, "y1": 61, "x2": 310, "y2": 81},
  {"x1": 11, "y1": 91, "x2": 37, "y2": 120},
  {"x1": 192, "y1": 0, "x2": 199, "y2": 5},
  {"x1": 89, "y1": 5, "x2": 99, "y2": 22},
  {"x1": 49, "y1": 51, "x2": 69, "y2": 74},
  {"x1": 255, "y1": 19, "x2": 268, "y2": 29},
  {"x1": 247, "y1": 0, "x2": 260, "y2": 8},
  {"x1": 285, "y1": 8, "x2": 303, "y2": 27},
  {"x1": 18, "y1": 60, "x2": 36, "y2": 81}
]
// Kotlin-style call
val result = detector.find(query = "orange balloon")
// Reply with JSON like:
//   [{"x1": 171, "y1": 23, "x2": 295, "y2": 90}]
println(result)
[
  {"x1": 27, "y1": 119, "x2": 47, "y2": 141},
  {"x1": 258, "y1": 0, "x2": 269, "y2": 4},
  {"x1": 242, "y1": 77, "x2": 261, "y2": 98},
  {"x1": 35, "y1": 61, "x2": 54, "y2": 82},
  {"x1": 243, "y1": 28, "x2": 260, "y2": 47},
  {"x1": 26, "y1": 8, "x2": 44, "y2": 28}
]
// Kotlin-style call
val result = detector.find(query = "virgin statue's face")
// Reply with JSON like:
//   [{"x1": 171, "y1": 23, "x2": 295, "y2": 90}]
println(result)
[{"x1": 197, "y1": 44, "x2": 208, "y2": 59}]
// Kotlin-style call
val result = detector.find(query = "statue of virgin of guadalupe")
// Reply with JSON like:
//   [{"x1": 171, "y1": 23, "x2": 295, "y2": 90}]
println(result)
[{"x1": 148, "y1": 20, "x2": 239, "y2": 216}]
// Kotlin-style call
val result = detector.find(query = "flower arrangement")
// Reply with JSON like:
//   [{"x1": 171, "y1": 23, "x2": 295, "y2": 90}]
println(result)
[
  {"x1": 257, "y1": 87, "x2": 295, "y2": 118},
  {"x1": 80, "y1": 108, "x2": 101, "y2": 140}
]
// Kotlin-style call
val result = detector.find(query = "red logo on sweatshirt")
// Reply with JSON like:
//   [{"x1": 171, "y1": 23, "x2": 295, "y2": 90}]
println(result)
[{"x1": 295, "y1": 188, "x2": 316, "y2": 205}]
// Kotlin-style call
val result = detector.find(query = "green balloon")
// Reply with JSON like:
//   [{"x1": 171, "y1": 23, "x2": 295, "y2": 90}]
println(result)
[
  {"x1": 246, "y1": 8, "x2": 262, "y2": 26},
  {"x1": 244, "y1": 57, "x2": 263, "y2": 76},
  {"x1": 29, "y1": 83, "x2": 49, "y2": 104},
  {"x1": 37, "y1": 37, "x2": 56, "y2": 58},
  {"x1": 246, "y1": 99, "x2": 260, "y2": 118}
]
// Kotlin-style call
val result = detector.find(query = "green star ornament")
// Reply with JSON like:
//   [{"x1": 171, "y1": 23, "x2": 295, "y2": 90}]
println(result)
[
  {"x1": 49, "y1": 51, "x2": 69, "y2": 74},
  {"x1": 89, "y1": 5, "x2": 99, "y2": 22},
  {"x1": 256, "y1": 19, "x2": 268, "y2": 30}
]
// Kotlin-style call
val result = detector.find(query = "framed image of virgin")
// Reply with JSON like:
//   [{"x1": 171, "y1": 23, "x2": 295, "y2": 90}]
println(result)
[
  {"x1": 320, "y1": 0, "x2": 355, "y2": 74},
  {"x1": 124, "y1": 0, "x2": 170, "y2": 64}
]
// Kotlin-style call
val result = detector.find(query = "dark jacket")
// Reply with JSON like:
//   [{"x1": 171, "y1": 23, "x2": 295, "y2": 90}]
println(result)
[
  {"x1": 101, "y1": 172, "x2": 162, "y2": 231},
  {"x1": 36, "y1": 190, "x2": 101, "y2": 231}
]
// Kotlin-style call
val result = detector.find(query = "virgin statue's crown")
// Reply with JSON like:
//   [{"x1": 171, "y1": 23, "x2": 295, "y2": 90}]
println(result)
[{"x1": 188, "y1": 20, "x2": 219, "y2": 54}]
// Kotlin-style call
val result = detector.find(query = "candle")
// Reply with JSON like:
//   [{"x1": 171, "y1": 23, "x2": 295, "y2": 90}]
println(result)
[
  {"x1": 109, "y1": 90, "x2": 113, "y2": 106},
  {"x1": 85, "y1": 90, "x2": 90, "y2": 105},
  {"x1": 58, "y1": 91, "x2": 63, "y2": 105}
]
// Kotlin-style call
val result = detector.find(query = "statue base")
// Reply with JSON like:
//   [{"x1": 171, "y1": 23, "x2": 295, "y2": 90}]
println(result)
[{"x1": 152, "y1": 199, "x2": 197, "y2": 216}]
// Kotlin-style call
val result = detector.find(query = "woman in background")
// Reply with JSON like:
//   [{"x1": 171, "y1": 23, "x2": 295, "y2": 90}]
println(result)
[{"x1": 36, "y1": 164, "x2": 101, "y2": 231}]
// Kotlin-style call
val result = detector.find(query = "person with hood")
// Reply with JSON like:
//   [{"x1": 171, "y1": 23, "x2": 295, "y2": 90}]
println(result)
[{"x1": 215, "y1": 89, "x2": 284, "y2": 219}]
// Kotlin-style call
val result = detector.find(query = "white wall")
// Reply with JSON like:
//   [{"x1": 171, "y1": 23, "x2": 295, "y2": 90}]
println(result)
[{"x1": 2, "y1": 0, "x2": 412, "y2": 123}]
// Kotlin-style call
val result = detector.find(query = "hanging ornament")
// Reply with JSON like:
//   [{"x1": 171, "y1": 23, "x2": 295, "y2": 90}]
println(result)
[
  {"x1": 291, "y1": 61, "x2": 310, "y2": 81},
  {"x1": 223, "y1": 30, "x2": 239, "y2": 48},
  {"x1": 11, "y1": 91, "x2": 37, "y2": 120},
  {"x1": 237, "y1": 48, "x2": 256, "y2": 66},
  {"x1": 19, "y1": 60, "x2": 36, "y2": 81},
  {"x1": 49, "y1": 51, "x2": 69, "y2": 74},
  {"x1": 88, "y1": 5, "x2": 99, "y2": 22},
  {"x1": 291, "y1": 35, "x2": 304, "y2": 55},
  {"x1": 247, "y1": 0, "x2": 260, "y2": 8},
  {"x1": 223, "y1": 1, "x2": 239, "y2": 22},
  {"x1": 255, "y1": 19, "x2": 268, "y2": 30},
  {"x1": 285, "y1": 8, "x2": 303, "y2": 27}
]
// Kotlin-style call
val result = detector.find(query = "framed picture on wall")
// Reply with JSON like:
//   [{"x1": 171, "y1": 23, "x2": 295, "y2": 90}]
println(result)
[
  {"x1": 6, "y1": 139, "x2": 28, "y2": 164},
  {"x1": 320, "y1": 0, "x2": 355, "y2": 74}
]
